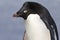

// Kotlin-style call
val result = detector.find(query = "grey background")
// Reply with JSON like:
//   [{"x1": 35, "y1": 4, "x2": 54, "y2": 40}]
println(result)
[{"x1": 0, "y1": 0, "x2": 60, "y2": 40}]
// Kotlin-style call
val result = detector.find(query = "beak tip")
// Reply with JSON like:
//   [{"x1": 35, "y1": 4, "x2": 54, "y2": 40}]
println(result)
[{"x1": 13, "y1": 14, "x2": 17, "y2": 17}]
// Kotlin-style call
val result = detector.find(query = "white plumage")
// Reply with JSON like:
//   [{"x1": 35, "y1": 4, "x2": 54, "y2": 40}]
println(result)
[{"x1": 25, "y1": 14, "x2": 51, "y2": 40}]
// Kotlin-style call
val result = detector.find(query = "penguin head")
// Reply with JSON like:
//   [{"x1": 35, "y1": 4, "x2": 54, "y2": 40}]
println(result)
[{"x1": 13, "y1": 2, "x2": 48, "y2": 20}]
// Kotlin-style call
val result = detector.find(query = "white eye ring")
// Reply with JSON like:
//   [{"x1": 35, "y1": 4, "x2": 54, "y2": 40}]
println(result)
[{"x1": 24, "y1": 10, "x2": 28, "y2": 13}]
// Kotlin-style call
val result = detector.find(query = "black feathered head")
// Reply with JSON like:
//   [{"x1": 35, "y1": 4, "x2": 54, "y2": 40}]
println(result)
[{"x1": 13, "y1": 2, "x2": 49, "y2": 20}]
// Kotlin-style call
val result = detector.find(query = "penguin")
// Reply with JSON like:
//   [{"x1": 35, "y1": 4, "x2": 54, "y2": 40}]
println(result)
[{"x1": 13, "y1": 2, "x2": 59, "y2": 40}]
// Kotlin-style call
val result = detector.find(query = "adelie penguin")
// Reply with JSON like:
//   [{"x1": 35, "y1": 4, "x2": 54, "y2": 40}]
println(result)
[{"x1": 13, "y1": 2, "x2": 59, "y2": 40}]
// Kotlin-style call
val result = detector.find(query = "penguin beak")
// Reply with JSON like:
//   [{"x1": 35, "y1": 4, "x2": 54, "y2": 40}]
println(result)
[
  {"x1": 13, "y1": 12, "x2": 22, "y2": 17},
  {"x1": 13, "y1": 13, "x2": 19, "y2": 17}
]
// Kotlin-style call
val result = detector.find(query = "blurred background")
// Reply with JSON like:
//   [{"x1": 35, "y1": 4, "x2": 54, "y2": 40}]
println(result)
[{"x1": 0, "y1": 0, "x2": 60, "y2": 40}]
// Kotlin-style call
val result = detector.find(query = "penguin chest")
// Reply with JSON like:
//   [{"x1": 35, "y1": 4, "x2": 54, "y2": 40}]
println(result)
[{"x1": 25, "y1": 14, "x2": 51, "y2": 40}]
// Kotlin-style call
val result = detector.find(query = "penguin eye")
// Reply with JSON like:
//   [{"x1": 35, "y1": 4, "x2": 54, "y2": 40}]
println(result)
[{"x1": 23, "y1": 10, "x2": 28, "y2": 14}]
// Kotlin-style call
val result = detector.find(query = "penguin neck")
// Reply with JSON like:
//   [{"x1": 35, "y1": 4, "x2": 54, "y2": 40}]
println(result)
[{"x1": 25, "y1": 14, "x2": 51, "y2": 40}]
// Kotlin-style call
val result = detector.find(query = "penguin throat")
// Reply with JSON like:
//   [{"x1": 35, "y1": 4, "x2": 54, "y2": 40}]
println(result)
[{"x1": 25, "y1": 14, "x2": 51, "y2": 40}]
